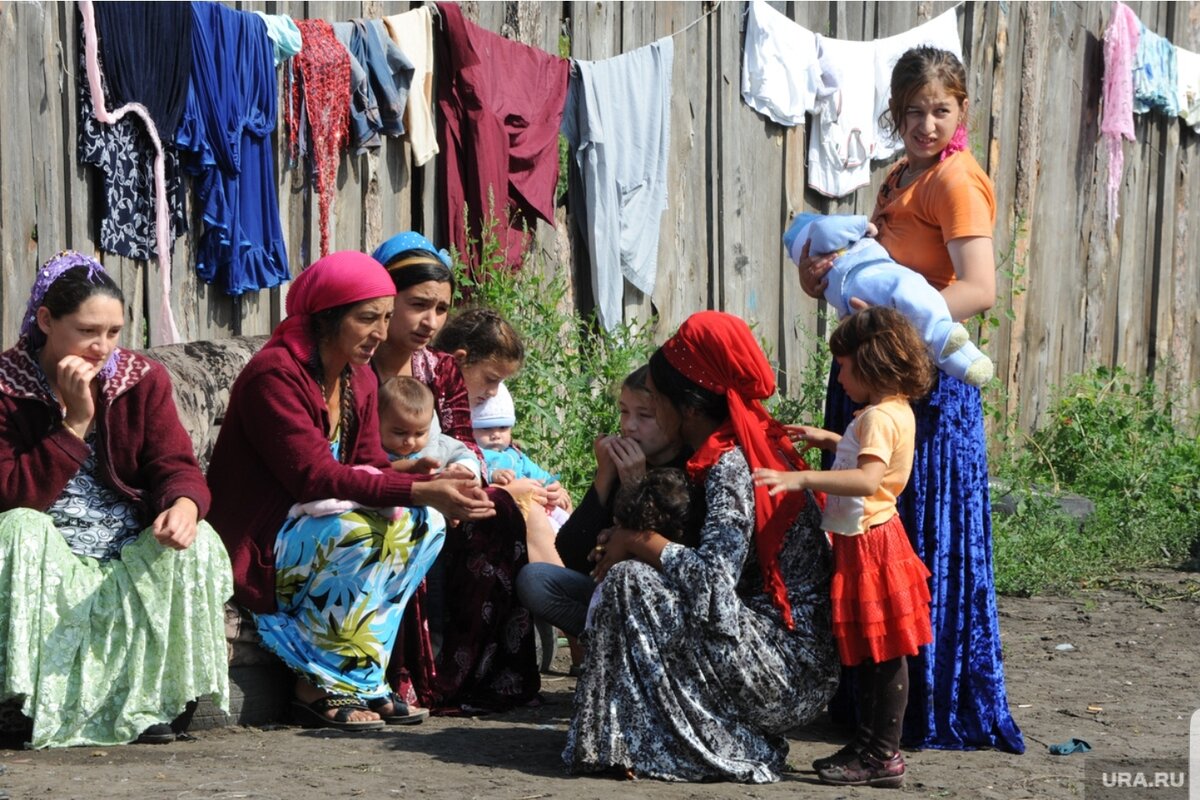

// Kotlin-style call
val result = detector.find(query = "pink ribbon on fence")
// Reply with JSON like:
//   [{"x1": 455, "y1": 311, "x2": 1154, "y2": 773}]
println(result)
[{"x1": 78, "y1": 0, "x2": 181, "y2": 345}]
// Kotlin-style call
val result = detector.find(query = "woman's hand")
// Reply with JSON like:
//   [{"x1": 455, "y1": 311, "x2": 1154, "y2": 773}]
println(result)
[
  {"x1": 544, "y1": 481, "x2": 572, "y2": 512},
  {"x1": 592, "y1": 436, "x2": 618, "y2": 500},
  {"x1": 439, "y1": 463, "x2": 479, "y2": 483},
  {"x1": 412, "y1": 478, "x2": 495, "y2": 523},
  {"x1": 752, "y1": 468, "x2": 810, "y2": 496},
  {"x1": 56, "y1": 355, "x2": 99, "y2": 437},
  {"x1": 795, "y1": 240, "x2": 837, "y2": 299},
  {"x1": 499, "y1": 477, "x2": 550, "y2": 507},
  {"x1": 153, "y1": 497, "x2": 199, "y2": 550},
  {"x1": 783, "y1": 424, "x2": 841, "y2": 452},
  {"x1": 391, "y1": 456, "x2": 441, "y2": 474},
  {"x1": 606, "y1": 436, "x2": 647, "y2": 487},
  {"x1": 589, "y1": 526, "x2": 632, "y2": 582}
]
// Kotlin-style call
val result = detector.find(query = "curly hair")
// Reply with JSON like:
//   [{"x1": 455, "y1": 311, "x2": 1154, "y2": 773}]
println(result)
[
  {"x1": 612, "y1": 468, "x2": 702, "y2": 548},
  {"x1": 432, "y1": 307, "x2": 524, "y2": 366},
  {"x1": 829, "y1": 306, "x2": 936, "y2": 400}
]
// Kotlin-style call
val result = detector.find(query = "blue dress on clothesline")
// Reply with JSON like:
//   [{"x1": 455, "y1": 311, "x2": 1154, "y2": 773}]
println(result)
[
  {"x1": 825, "y1": 366, "x2": 1025, "y2": 753},
  {"x1": 177, "y1": 2, "x2": 290, "y2": 297}
]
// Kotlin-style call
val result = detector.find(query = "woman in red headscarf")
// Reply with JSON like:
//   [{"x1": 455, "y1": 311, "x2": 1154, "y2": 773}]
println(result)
[
  {"x1": 207, "y1": 251, "x2": 495, "y2": 732},
  {"x1": 564, "y1": 311, "x2": 839, "y2": 783}
]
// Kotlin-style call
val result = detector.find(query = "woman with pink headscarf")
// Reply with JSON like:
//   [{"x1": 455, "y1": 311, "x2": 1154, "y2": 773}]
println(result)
[{"x1": 208, "y1": 251, "x2": 495, "y2": 731}]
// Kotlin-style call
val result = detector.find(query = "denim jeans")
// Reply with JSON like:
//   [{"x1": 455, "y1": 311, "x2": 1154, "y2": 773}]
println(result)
[{"x1": 515, "y1": 562, "x2": 595, "y2": 638}]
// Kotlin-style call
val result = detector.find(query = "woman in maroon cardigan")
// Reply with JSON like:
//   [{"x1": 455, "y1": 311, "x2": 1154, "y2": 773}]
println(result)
[
  {"x1": 0, "y1": 253, "x2": 230, "y2": 748},
  {"x1": 370, "y1": 231, "x2": 540, "y2": 714},
  {"x1": 207, "y1": 251, "x2": 494, "y2": 731}
]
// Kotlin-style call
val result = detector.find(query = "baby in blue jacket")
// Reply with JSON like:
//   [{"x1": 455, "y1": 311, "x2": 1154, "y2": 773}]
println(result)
[{"x1": 784, "y1": 212, "x2": 993, "y2": 387}]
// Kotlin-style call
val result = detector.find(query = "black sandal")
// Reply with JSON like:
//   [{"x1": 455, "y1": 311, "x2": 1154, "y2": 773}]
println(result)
[
  {"x1": 291, "y1": 694, "x2": 385, "y2": 731},
  {"x1": 367, "y1": 692, "x2": 429, "y2": 725}
]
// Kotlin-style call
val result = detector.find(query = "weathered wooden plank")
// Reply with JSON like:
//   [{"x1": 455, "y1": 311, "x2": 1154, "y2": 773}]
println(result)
[{"x1": 1, "y1": 2, "x2": 45, "y2": 341}]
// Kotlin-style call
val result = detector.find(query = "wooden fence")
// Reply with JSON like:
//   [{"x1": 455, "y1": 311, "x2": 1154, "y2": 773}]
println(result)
[{"x1": 1, "y1": 1, "x2": 1197, "y2": 433}]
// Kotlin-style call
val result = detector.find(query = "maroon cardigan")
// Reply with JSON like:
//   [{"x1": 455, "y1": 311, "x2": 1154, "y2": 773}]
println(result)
[
  {"x1": 206, "y1": 322, "x2": 427, "y2": 613},
  {"x1": 0, "y1": 344, "x2": 211, "y2": 520}
]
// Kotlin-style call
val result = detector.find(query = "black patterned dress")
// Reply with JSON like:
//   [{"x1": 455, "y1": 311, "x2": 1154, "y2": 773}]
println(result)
[{"x1": 564, "y1": 448, "x2": 840, "y2": 782}]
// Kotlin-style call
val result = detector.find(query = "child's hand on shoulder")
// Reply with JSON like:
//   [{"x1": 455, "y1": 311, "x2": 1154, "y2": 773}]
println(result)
[
  {"x1": 753, "y1": 468, "x2": 810, "y2": 496},
  {"x1": 784, "y1": 424, "x2": 841, "y2": 452}
]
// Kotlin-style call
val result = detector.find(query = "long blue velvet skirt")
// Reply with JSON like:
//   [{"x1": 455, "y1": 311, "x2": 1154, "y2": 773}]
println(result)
[{"x1": 825, "y1": 364, "x2": 1024, "y2": 753}]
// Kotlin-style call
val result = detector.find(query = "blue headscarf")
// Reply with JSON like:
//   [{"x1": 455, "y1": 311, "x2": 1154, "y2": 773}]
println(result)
[{"x1": 371, "y1": 231, "x2": 452, "y2": 270}]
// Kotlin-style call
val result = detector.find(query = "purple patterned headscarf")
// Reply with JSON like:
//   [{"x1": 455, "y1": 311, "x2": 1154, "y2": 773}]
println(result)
[{"x1": 21, "y1": 251, "x2": 121, "y2": 380}]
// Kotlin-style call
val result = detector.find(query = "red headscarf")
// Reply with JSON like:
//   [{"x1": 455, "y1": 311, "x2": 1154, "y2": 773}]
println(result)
[
  {"x1": 661, "y1": 311, "x2": 819, "y2": 629},
  {"x1": 269, "y1": 251, "x2": 398, "y2": 351}
]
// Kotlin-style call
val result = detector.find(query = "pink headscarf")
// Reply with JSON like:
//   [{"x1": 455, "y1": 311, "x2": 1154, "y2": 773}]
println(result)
[{"x1": 269, "y1": 251, "x2": 397, "y2": 346}]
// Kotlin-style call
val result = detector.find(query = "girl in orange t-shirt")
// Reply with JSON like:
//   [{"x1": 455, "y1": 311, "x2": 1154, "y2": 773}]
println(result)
[{"x1": 793, "y1": 46, "x2": 1025, "y2": 755}]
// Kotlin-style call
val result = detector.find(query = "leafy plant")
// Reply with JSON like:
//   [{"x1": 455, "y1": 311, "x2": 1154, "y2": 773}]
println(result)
[{"x1": 990, "y1": 365, "x2": 1200, "y2": 594}]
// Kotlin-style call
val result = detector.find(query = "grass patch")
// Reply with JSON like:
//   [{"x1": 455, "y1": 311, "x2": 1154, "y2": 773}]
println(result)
[{"x1": 991, "y1": 366, "x2": 1200, "y2": 595}]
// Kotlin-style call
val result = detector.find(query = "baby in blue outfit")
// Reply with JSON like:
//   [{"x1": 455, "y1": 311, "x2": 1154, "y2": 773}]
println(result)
[{"x1": 784, "y1": 212, "x2": 993, "y2": 387}]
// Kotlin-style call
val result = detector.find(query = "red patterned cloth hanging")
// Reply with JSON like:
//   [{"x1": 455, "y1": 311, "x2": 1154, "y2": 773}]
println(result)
[{"x1": 290, "y1": 19, "x2": 351, "y2": 257}]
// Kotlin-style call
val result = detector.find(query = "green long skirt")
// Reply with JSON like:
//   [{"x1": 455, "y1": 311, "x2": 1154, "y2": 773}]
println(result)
[{"x1": 0, "y1": 508, "x2": 232, "y2": 748}]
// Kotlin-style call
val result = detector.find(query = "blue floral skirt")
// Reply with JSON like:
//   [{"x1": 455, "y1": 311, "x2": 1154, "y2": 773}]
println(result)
[
  {"x1": 255, "y1": 507, "x2": 444, "y2": 700},
  {"x1": 825, "y1": 366, "x2": 1025, "y2": 753}
]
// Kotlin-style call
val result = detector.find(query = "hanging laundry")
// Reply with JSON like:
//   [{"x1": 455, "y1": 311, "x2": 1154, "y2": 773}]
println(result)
[
  {"x1": 1101, "y1": 1, "x2": 1140, "y2": 233},
  {"x1": 290, "y1": 19, "x2": 351, "y2": 258},
  {"x1": 807, "y1": 36, "x2": 877, "y2": 197},
  {"x1": 92, "y1": 2, "x2": 192, "y2": 144},
  {"x1": 872, "y1": 8, "x2": 963, "y2": 160},
  {"x1": 435, "y1": 2, "x2": 569, "y2": 277},
  {"x1": 77, "y1": 42, "x2": 188, "y2": 263},
  {"x1": 383, "y1": 7, "x2": 439, "y2": 166},
  {"x1": 78, "y1": 0, "x2": 186, "y2": 344},
  {"x1": 330, "y1": 23, "x2": 379, "y2": 153},
  {"x1": 331, "y1": 20, "x2": 415, "y2": 154},
  {"x1": 562, "y1": 38, "x2": 674, "y2": 332},
  {"x1": 1177, "y1": 46, "x2": 1200, "y2": 132},
  {"x1": 253, "y1": 12, "x2": 303, "y2": 66},
  {"x1": 176, "y1": 2, "x2": 289, "y2": 297},
  {"x1": 740, "y1": 0, "x2": 823, "y2": 126},
  {"x1": 1133, "y1": 20, "x2": 1179, "y2": 116}
]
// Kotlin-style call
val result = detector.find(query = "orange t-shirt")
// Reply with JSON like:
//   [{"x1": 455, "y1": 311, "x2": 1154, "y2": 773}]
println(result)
[{"x1": 871, "y1": 150, "x2": 996, "y2": 291}]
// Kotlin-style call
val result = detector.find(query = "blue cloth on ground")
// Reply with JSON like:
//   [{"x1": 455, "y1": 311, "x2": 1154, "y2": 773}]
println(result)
[{"x1": 1049, "y1": 738, "x2": 1092, "y2": 755}]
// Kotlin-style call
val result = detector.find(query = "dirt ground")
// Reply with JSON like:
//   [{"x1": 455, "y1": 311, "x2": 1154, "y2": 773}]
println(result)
[{"x1": 2, "y1": 569, "x2": 1197, "y2": 800}]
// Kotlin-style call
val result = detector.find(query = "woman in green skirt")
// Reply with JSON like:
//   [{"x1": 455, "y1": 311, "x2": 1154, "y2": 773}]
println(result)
[{"x1": 0, "y1": 252, "x2": 232, "y2": 748}]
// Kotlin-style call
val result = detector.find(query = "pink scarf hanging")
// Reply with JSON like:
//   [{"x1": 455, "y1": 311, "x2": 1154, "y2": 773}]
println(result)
[
  {"x1": 79, "y1": 0, "x2": 181, "y2": 345},
  {"x1": 1101, "y1": 1, "x2": 1140, "y2": 234}
]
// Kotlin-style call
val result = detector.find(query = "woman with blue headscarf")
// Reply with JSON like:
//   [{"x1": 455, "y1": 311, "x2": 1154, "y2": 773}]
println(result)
[
  {"x1": 371, "y1": 232, "x2": 541, "y2": 715},
  {"x1": 0, "y1": 252, "x2": 232, "y2": 748}
]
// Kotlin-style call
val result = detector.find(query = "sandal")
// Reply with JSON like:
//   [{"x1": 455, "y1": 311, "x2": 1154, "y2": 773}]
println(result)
[
  {"x1": 291, "y1": 694, "x2": 386, "y2": 731},
  {"x1": 367, "y1": 692, "x2": 429, "y2": 725}
]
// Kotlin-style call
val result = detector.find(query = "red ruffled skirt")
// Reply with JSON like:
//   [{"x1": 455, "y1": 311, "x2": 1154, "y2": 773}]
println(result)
[{"x1": 830, "y1": 514, "x2": 933, "y2": 666}]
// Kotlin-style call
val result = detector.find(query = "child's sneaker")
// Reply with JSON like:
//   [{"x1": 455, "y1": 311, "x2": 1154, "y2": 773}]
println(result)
[{"x1": 816, "y1": 750, "x2": 906, "y2": 788}]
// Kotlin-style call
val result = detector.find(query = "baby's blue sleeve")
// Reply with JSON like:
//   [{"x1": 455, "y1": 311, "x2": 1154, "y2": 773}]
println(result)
[{"x1": 808, "y1": 214, "x2": 869, "y2": 254}]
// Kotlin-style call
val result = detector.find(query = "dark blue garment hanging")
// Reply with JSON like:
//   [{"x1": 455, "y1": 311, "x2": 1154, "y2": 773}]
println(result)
[
  {"x1": 92, "y1": 1, "x2": 193, "y2": 143},
  {"x1": 177, "y1": 1, "x2": 289, "y2": 297}
]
